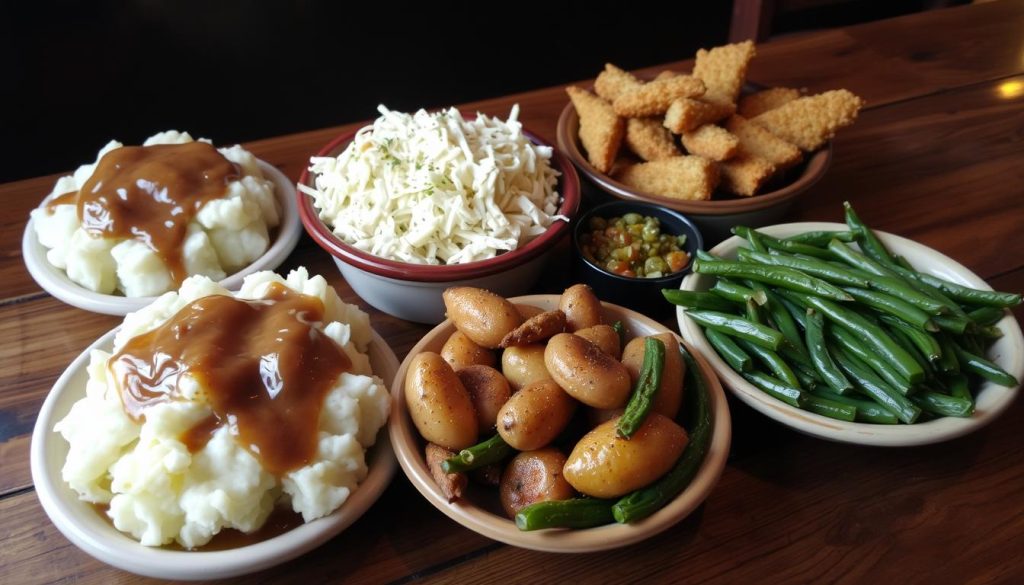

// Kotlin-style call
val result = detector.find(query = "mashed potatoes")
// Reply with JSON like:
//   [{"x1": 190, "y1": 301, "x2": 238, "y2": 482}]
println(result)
[
  {"x1": 31, "y1": 131, "x2": 281, "y2": 297},
  {"x1": 54, "y1": 268, "x2": 390, "y2": 549}
]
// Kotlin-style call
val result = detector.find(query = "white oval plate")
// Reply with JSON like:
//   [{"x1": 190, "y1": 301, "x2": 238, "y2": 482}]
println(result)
[
  {"x1": 30, "y1": 327, "x2": 398, "y2": 580},
  {"x1": 678, "y1": 222, "x2": 1023, "y2": 446},
  {"x1": 22, "y1": 160, "x2": 302, "y2": 315}
]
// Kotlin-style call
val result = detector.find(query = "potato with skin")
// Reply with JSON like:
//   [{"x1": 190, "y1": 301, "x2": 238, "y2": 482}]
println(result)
[
  {"x1": 564, "y1": 414, "x2": 689, "y2": 498},
  {"x1": 443, "y1": 287, "x2": 523, "y2": 349},
  {"x1": 501, "y1": 344, "x2": 552, "y2": 392},
  {"x1": 404, "y1": 352, "x2": 478, "y2": 450},
  {"x1": 497, "y1": 379, "x2": 577, "y2": 451},
  {"x1": 621, "y1": 332, "x2": 686, "y2": 419},
  {"x1": 559, "y1": 284, "x2": 604, "y2": 332},
  {"x1": 456, "y1": 365, "x2": 512, "y2": 433},
  {"x1": 500, "y1": 449, "x2": 575, "y2": 518},
  {"x1": 440, "y1": 330, "x2": 496, "y2": 370},
  {"x1": 544, "y1": 333, "x2": 631, "y2": 409},
  {"x1": 574, "y1": 324, "x2": 621, "y2": 360}
]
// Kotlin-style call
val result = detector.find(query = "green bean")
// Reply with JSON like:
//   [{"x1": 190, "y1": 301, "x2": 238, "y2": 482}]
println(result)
[
  {"x1": 904, "y1": 271, "x2": 1022, "y2": 308},
  {"x1": 884, "y1": 321, "x2": 935, "y2": 377},
  {"x1": 842, "y1": 287, "x2": 938, "y2": 332},
  {"x1": 946, "y1": 373, "x2": 971, "y2": 400},
  {"x1": 662, "y1": 289, "x2": 738, "y2": 312},
  {"x1": 758, "y1": 287, "x2": 806, "y2": 353},
  {"x1": 617, "y1": 338, "x2": 666, "y2": 438},
  {"x1": 811, "y1": 388, "x2": 899, "y2": 424},
  {"x1": 893, "y1": 254, "x2": 915, "y2": 271},
  {"x1": 934, "y1": 334, "x2": 960, "y2": 373},
  {"x1": 843, "y1": 201, "x2": 897, "y2": 265},
  {"x1": 442, "y1": 434, "x2": 513, "y2": 474},
  {"x1": 887, "y1": 265, "x2": 971, "y2": 319},
  {"x1": 805, "y1": 395, "x2": 857, "y2": 421},
  {"x1": 910, "y1": 390, "x2": 974, "y2": 418},
  {"x1": 745, "y1": 297, "x2": 765, "y2": 325},
  {"x1": 977, "y1": 325, "x2": 1004, "y2": 340},
  {"x1": 792, "y1": 362, "x2": 822, "y2": 391},
  {"x1": 865, "y1": 273, "x2": 949, "y2": 315},
  {"x1": 828, "y1": 324, "x2": 912, "y2": 394},
  {"x1": 878, "y1": 316, "x2": 942, "y2": 361},
  {"x1": 778, "y1": 295, "x2": 809, "y2": 330},
  {"x1": 805, "y1": 309, "x2": 852, "y2": 393},
  {"x1": 968, "y1": 306, "x2": 1006, "y2": 327},
  {"x1": 612, "y1": 346, "x2": 713, "y2": 523},
  {"x1": 735, "y1": 338, "x2": 802, "y2": 389},
  {"x1": 693, "y1": 259, "x2": 853, "y2": 302},
  {"x1": 705, "y1": 329, "x2": 753, "y2": 372},
  {"x1": 733, "y1": 225, "x2": 768, "y2": 253},
  {"x1": 737, "y1": 248, "x2": 871, "y2": 288},
  {"x1": 709, "y1": 280, "x2": 768, "y2": 305},
  {"x1": 827, "y1": 238, "x2": 899, "y2": 278},
  {"x1": 612, "y1": 320, "x2": 626, "y2": 347},
  {"x1": 951, "y1": 342, "x2": 1019, "y2": 387},
  {"x1": 516, "y1": 498, "x2": 615, "y2": 531},
  {"x1": 742, "y1": 371, "x2": 807, "y2": 408},
  {"x1": 783, "y1": 230, "x2": 856, "y2": 246},
  {"x1": 685, "y1": 310, "x2": 785, "y2": 350},
  {"x1": 779, "y1": 290, "x2": 924, "y2": 384},
  {"x1": 932, "y1": 314, "x2": 971, "y2": 335},
  {"x1": 830, "y1": 344, "x2": 921, "y2": 424},
  {"x1": 732, "y1": 226, "x2": 833, "y2": 259},
  {"x1": 696, "y1": 250, "x2": 717, "y2": 261}
]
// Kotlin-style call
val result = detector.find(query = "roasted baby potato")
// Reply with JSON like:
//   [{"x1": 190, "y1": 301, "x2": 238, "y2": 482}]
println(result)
[
  {"x1": 564, "y1": 413, "x2": 688, "y2": 498},
  {"x1": 573, "y1": 324, "x2": 621, "y2": 359},
  {"x1": 441, "y1": 330, "x2": 496, "y2": 370},
  {"x1": 500, "y1": 448, "x2": 575, "y2": 518},
  {"x1": 497, "y1": 379, "x2": 577, "y2": 451},
  {"x1": 443, "y1": 287, "x2": 523, "y2": 349},
  {"x1": 501, "y1": 343, "x2": 552, "y2": 392},
  {"x1": 457, "y1": 365, "x2": 512, "y2": 433},
  {"x1": 544, "y1": 333, "x2": 631, "y2": 409},
  {"x1": 405, "y1": 352, "x2": 478, "y2": 450},
  {"x1": 621, "y1": 332, "x2": 685, "y2": 419},
  {"x1": 559, "y1": 284, "x2": 604, "y2": 331}
]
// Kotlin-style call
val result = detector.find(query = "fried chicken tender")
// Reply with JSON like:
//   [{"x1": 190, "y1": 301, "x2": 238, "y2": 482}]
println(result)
[
  {"x1": 719, "y1": 154, "x2": 776, "y2": 197},
  {"x1": 625, "y1": 117, "x2": 681, "y2": 161},
  {"x1": 612, "y1": 76, "x2": 706, "y2": 117},
  {"x1": 751, "y1": 89, "x2": 865, "y2": 151},
  {"x1": 615, "y1": 156, "x2": 719, "y2": 201},
  {"x1": 664, "y1": 98, "x2": 736, "y2": 134},
  {"x1": 725, "y1": 115, "x2": 803, "y2": 169},
  {"x1": 693, "y1": 40, "x2": 756, "y2": 106},
  {"x1": 681, "y1": 125, "x2": 739, "y2": 162},
  {"x1": 738, "y1": 87, "x2": 802, "y2": 118},
  {"x1": 500, "y1": 310, "x2": 567, "y2": 347},
  {"x1": 426, "y1": 443, "x2": 467, "y2": 503},
  {"x1": 567, "y1": 86, "x2": 625, "y2": 173},
  {"x1": 595, "y1": 64, "x2": 643, "y2": 101}
]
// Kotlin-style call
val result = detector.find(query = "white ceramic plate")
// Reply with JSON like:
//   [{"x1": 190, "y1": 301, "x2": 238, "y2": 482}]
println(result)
[
  {"x1": 30, "y1": 327, "x2": 399, "y2": 580},
  {"x1": 22, "y1": 160, "x2": 302, "y2": 315},
  {"x1": 678, "y1": 222, "x2": 1024, "y2": 446},
  {"x1": 389, "y1": 295, "x2": 732, "y2": 552}
]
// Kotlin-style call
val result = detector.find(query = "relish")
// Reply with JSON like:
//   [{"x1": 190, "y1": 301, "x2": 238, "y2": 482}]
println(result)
[{"x1": 578, "y1": 213, "x2": 690, "y2": 278}]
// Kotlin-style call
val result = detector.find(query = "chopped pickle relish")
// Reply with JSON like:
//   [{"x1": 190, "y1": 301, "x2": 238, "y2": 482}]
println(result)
[{"x1": 579, "y1": 213, "x2": 690, "y2": 278}]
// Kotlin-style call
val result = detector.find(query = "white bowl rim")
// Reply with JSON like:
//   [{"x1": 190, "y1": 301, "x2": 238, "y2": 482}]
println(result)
[
  {"x1": 388, "y1": 294, "x2": 732, "y2": 553},
  {"x1": 678, "y1": 221, "x2": 1024, "y2": 447},
  {"x1": 30, "y1": 325, "x2": 399, "y2": 580},
  {"x1": 22, "y1": 159, "x2": 302, "y2": 316}
]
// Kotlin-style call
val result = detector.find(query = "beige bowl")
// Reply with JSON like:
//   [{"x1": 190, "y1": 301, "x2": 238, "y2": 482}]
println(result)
[
  {"x1": 555, "y1": 101, "x2": 832, "y2": 243},
  {"x1": 388, "y1": 294, "x2": 731, "y2": 552}
]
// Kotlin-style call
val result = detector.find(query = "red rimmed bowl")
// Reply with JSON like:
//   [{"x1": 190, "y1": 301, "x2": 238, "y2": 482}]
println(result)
[
  {"x1": 298, "y1": 121, "x2": 580, "y2": 324},
  {"x1": 556, "y1": 97, "x2": 832, "y2": 245}
]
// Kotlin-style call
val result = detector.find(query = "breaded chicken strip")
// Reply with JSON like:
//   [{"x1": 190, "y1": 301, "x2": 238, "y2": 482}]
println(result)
[
  {"x1": 664, "y1": 98, "x2": 736, "y2": 133},
  {"x1": 595, "y1": 64, "x2": 643, "y2": 101},
  {"x1": 613, "y1": 76, "x2": 706, "y2": 117},
  {"x1": 625, "y1": 117, "x2": 680, "y2": 161},
  {"x1": 615, "y1": 156, "x2": 719, "y2": 201},
  {"x1": 738, "y1": 87, "x2": 802, "y2": 118},
  {"x1": 681, "y1": 125, "x2": 739, "y2": 162},
  {"x1": 693, "y1": 40, "x2": 756, "y2": 106},
  {"x1": 751, "y1": 89, "x2": 865, "y2": 151},
  {"x1": 725, "y1": 115, "x2": 802, "y2": 169},
  {"x1": 719, "y1": 154, "x2": 776, "y2": 197},
  {"x1": 567, "y1": 86, "x2": 625, "y2": 173}
]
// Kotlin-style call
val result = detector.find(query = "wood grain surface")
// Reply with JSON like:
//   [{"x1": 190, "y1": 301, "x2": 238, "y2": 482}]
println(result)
[{"x1": 2, "y1": 2, "x2": 1023, "y2": 583}]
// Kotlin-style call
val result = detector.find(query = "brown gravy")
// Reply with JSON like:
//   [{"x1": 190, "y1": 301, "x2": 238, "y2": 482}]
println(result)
[
  {"x1": 51, "y1": 142, "x2": 240, "y2": 284},
  {"x1": 109, "y1": 282, "x2": 352, "y2": 476}
]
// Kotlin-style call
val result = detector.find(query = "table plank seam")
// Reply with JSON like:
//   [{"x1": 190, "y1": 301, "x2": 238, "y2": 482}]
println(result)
[
  {"x1": 384, "y1": 541, "x2": 505, "y2": 585},
  {"x1": 858, "y1": 71, "x2": 1023, "y2": 113},
  {"x1": 0, "y1": 291, "x2": 47, "y2": 308},
  {"x1": 0, "y1": 484, "x2": 34, "y2": 502}
]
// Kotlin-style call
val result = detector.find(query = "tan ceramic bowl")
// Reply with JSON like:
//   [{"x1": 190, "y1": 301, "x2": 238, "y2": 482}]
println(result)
[
  {"x1": 555, "y1": 101, "x2": 832, "y2": 243},
  {"x1": 388, "y1": 294, "x2": 731, "y2": 552}
]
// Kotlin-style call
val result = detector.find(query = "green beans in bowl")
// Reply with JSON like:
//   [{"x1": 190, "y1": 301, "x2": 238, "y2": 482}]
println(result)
[{"x1": 674, "y1": 208, "x2": 1022, "y2": 446}]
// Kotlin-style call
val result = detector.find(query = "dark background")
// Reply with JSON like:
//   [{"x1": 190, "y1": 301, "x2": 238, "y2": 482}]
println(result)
[{"x1": 1, "y1": 0, "x2": 949, "y2": 183}]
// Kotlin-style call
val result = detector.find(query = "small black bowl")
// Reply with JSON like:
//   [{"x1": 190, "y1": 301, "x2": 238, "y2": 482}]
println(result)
[{"x1": 573, "y1": 201, "x2": 703, "y2": 317}]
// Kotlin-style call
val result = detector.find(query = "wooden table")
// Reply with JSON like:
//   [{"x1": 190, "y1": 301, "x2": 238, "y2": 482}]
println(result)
[{"x1": 3, "y1": 2, "x2": 1023, "y2": 582}]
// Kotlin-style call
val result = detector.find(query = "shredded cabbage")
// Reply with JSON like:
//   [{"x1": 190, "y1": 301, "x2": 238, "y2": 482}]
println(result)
[{"x1": 298, "y1": 105, "x2": 565, "y2": 264}]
